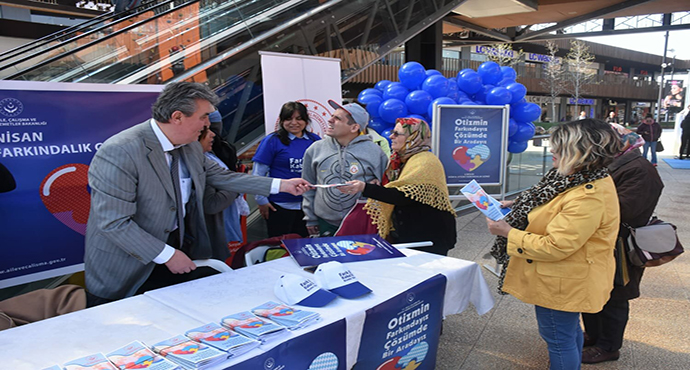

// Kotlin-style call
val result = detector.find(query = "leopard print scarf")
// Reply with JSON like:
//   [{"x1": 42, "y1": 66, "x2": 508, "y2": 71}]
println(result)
[{"x1": 490, "y1": 167, "x2": 610, "y2": 294}]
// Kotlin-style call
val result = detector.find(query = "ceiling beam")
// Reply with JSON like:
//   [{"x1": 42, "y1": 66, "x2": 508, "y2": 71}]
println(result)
[
  {"x1": 524, "y1": 23, "x2": 690, "y2": 41},
  {"x1": 515, "y1": 0, "x2": 655, "y2": 42},
  {"x1": 443, "y1": 17, "x2": 512, "y2": 43}
]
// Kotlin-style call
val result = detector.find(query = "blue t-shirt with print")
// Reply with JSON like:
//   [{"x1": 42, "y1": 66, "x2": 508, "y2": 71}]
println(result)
[{"x1": 253, "y1": 132, "x2": 320, "y2": 203}]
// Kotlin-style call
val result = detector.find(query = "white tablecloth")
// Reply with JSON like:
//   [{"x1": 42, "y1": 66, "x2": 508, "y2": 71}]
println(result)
[{"x1": 1, "y1": 249, "x2": 494, "y2": 370}]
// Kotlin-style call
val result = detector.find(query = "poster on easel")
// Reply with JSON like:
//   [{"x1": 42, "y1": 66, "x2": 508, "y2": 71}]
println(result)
[{"x1": 431, "y1": 104, "x2": 509, "y2": 187}]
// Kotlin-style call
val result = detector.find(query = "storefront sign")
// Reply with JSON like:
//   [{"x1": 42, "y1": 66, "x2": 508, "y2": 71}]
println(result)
[{"x1": 567, "y1": 98, "x2": 595, "y2": 105}]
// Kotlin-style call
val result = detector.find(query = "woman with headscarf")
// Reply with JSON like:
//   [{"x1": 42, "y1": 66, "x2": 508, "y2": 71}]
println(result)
[
  {"x1": 337, "y1": 117, "x2": 456, "y2": 256},
  {"x1": 580, "y1": 123, "x2": 664, "y2": 364},
  {"x1": 485, "y1": 119, "x2": 623, "y2": 370}
]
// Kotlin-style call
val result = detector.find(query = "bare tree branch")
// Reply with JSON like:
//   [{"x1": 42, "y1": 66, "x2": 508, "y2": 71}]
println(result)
[
  {"x1": 564, "y1": 40, "x2": 598, "y2": 113},
  {"x1": 539, "y1": 40, "x2": 565, "y2": 122}
]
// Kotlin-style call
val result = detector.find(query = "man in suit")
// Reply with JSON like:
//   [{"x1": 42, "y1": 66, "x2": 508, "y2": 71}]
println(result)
[{"x1": 85, "y1": 82, "x2": 311, "y2": 306}]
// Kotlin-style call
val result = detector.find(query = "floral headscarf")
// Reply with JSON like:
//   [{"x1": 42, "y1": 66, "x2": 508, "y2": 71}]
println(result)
[
  {"x1": 609, "y1": 122, "x2": 644, "y2": 156},
  {"x1": 384, "y1": 118, "x2": 432, "y2": 184}
]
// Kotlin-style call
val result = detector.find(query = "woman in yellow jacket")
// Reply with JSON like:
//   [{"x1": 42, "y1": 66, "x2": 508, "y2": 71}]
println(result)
[{"x1": 487, "y1": 119, "x2": 623, "y2": 370}]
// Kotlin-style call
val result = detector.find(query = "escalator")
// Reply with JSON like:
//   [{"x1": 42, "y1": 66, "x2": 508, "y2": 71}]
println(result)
[{"x1": 0, "y1": 0, "x2": 467, "y2": 148}]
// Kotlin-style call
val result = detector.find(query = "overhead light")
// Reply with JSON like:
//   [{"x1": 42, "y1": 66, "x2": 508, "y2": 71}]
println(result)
[{"x1": 452, "y1": 0, "x2": 537, "y2": 18}]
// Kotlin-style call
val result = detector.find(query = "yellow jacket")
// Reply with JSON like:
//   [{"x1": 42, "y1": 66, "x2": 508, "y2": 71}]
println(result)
[{"x1": 502, "y1": 177, "x2": 620, "y2": 313}]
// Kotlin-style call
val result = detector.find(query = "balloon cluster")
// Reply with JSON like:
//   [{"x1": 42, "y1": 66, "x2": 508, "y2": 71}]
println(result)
[{"x1": 357, "y1": 61, "x2": 541, "y2": 153}]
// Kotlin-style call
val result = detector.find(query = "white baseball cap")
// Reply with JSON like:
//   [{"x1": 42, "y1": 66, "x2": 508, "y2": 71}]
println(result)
[
  {"x1": 274, "y1": 273, "x2": 337, "y2": 307},
  {"x1": 314, "y1": 261, "x2": 372, "y2": 299}
]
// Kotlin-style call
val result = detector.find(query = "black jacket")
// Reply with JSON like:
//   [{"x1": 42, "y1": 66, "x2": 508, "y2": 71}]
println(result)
[
  {"x1": 362, "y1": 184, "x2": 456, "y2": 256},
  {"x1": 608, "y1": 149, "x2": 664, "y2": 300}
]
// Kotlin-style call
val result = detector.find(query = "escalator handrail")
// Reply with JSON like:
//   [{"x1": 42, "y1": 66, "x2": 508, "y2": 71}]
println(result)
[
  {"x1": 1, "y1": 0, "x2": 200, "y2": 80},
  {"x1": 0, "y1": 0, "x2": 168, "y2": 66},
  {"x1": 165, "y1": 0, "x2": 344, "y2": 84}
]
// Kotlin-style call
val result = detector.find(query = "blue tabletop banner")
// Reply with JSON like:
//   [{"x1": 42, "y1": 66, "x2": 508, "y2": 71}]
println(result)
[
  {"x1": 433, "y1": 105, "x2": 507, "y2": 186},
  {"x1": 0, "y1": 81, "x2": 163, "y2": 288},
  {"x1": 282, "y1": 234, "x2": 405, "y2": 268},
  {"x1": 354, "y1": 274, "x2": 447, "y2": 370},
  {"x1": 229, "y1": 319, "x2": 346, "y2": 370}
]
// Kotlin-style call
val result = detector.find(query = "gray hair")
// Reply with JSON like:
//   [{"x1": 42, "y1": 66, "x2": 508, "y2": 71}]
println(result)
[{"x1": 152, "y1": 82, "x2": 219, "y2": 122}]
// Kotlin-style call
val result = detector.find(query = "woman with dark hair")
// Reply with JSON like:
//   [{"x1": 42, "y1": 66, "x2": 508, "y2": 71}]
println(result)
[
  {"x1": 486, "y1": 119, "x2": 623, "y2": 370},
  {"x1": 253, "y1": 102, "x2": 320, "y2": 237}
]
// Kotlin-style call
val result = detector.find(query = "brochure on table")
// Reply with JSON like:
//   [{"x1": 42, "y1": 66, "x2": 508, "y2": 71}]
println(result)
[{"x1": 282, "y1": 234, "x2": 405, "y2": 268}]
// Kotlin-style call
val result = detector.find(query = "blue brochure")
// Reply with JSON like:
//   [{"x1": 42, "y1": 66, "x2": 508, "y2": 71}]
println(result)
[
  {"x1": 460, "y1": 180, "x2": 511, "y2": 221},
  {"x1": 282, "y1": 234, "x2": 405, "y2": 268}
]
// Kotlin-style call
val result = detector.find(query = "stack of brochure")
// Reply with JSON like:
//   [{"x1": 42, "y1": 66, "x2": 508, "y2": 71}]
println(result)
[
  {"x1": 251, "y1": 301, "x2": 321, "y2": 330},
  {"x1": 185, "y1": 323, "x2": 260, "y2": 357},
  {"x1": 106, "y1": 341, "x2": 180, "y2": 370},
  {"x1": 152, "y1": 335, "x2": 227, "y2": 370},
  {"x1": 63, "y1": 353, "x2": 118, "y2": 370},
  {"x1": 221, "y1": 311, "x2": 287, "y2": 343}
]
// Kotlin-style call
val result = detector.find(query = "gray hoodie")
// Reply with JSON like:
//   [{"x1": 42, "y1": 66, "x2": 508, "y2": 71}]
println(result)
[{"x1": 302, "y1": 134, "x2": 388, "y2": 227}]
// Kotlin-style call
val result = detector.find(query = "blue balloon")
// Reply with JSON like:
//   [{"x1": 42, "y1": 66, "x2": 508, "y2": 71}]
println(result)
[
  {"x1": 457, "y1": 99, "x2": 473, "y2": 105},
  {"x1": 398, "y1": 62, "x2": 427, "y2": 90},
  {"x1": 512, "y1": 122, "x2": 536, "y2": 142},
  {"x1": 457, "y1": 90, "x2": 469, "y2": 100},
  {"x1": 501, "y1": 66, "x2": 517, "y2": 81},
  {"x1": 508, "y1": 140, "x2": 529, "y2": 153},
  {"x1": 368, "y1": 117, "x2": 388, "y2": 133},
  {"x1": 512, "y1": 102, "x2": 541, "y2": 122},
  {"x1": 381, "y1": 128, "x2": 394, "y2": 145},
  {"x1": 405, "y1": 90, "x2": 434, "y2": 115},
  {"x1": 378, "y1": 98, "x2": 408, "y2": 124},
  {"x1": 506, "y1": 82, "x2": 527, "y2": 104},
  {"x1": 463, "y1": 101, "x2": 478, "y2": 106},
  {"x1": 486, "y1": 86, "x2": 512, "y2": 105},
  {"x1": 383, "y1": 83, "x2": 409, "y2": 101},
  {"x1": 358, "y1": 92, "x2": 381, "y2": 105},
  {"x1": 422, "y1": 75, "x2": 451, "y2": 99},
  {"x1": 448, "y1": 79, "x2": 458, "y2": 91},
  {"x1": 358, "y1": 88, "x2": 381, "y2": 101},
  {"x1": 508, "y1": 119, "x2": 518, "y2": 137},
  {"x1": 477, "y1": 61, "x2": 502, "y2": 85},
  {"x1": 497, "y1": 78, "x2": 514, "y2": 87},
  {"x1": 364, "y1": 96, "x2": 383, "y2": 118},
  {"x1": 458, "y1": 68, "x2": 475, "y2": 78},
  {"x1": 446, "y1": 90, "x2": 461, "y2": 102},
  {"x1": 426, "y1": 69, "x2": 442, "y2": 77},
  {"x1": 375, "y1": 80, "x2": 392, "y2": 92},
  {"x1": 457, "y1": 71, "x2": 482, "y2": 94},
  {"x1": 408, "y1": 114, "x2": 426, "y2": 121},
  {"x1": 474, "y1": 85, "x2": 494, "y2": 104},
  {"x1": 427, "y1": 97, "x2": 456, "y2": 118}
]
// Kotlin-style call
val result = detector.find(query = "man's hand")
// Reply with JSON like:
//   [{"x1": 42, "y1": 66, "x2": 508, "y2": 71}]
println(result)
[
  {"x1": 307, "y1": 225, "x2": 320, "y2": 237},
  {"x1": 280, "y1": 178, "x2": 313, "y2": 196},
  {"x1": 165, "y1": 249, "x2": 197, "y2": 274},
  {"x1": 258, "y1": 203, "x2": 277, "y2": 219}
]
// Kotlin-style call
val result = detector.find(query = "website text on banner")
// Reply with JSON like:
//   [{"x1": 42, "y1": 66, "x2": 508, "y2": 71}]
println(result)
[{"x1": 0, "y1": 81, "x2": 163, "y2": 288}]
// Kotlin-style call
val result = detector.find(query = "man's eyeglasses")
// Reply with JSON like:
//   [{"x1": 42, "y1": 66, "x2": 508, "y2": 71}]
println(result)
[{"x1": 390, "y1": 131, "x2": 404, "y2": 138}]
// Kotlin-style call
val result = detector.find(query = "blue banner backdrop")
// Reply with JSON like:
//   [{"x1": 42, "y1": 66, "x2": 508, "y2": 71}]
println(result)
[
  {"x1": 434, "y1": 105, "x2": 506, "y2": 186},
  {"x1": 355, "y1": 274, "x2": 447, "y2": 370},
  {"x1": 0, "y1": 81, "x2": 163, "y2": 288},
  {"x1": 229, "y1": 319, "x2": 346, "y2": 370}
]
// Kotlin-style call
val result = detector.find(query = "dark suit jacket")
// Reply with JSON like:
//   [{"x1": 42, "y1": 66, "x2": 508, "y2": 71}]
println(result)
[{"x1": 85, "y1": 121, "x2": 272, "y2": 300}]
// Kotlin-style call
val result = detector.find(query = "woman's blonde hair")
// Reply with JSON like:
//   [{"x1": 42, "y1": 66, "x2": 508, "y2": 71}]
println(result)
[{"x1": 550, "y1": 119, "x2": 623, "y2": 175}]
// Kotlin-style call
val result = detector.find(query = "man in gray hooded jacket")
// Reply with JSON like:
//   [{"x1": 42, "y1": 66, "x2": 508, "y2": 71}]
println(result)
[{"x1": 302, "y1": 100, "x2": 388, "y2": 236}]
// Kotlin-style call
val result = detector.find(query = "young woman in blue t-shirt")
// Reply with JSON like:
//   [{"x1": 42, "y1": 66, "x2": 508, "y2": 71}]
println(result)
[{"x1": 252, "y1": 102, "x2": 320, "y2": 237}]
